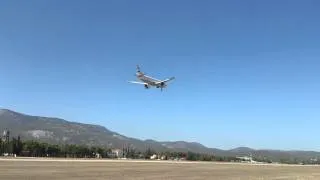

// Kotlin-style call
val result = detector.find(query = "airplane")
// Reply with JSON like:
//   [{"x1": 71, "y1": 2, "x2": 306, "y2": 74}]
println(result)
[{"x1": 128, "y1": 65, "x2": 175, "y2": 91}]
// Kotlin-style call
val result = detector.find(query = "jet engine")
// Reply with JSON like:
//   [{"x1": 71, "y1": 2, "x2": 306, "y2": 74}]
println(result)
[{"x1": 156, "y1": 82, "x2": 165, "y2": 89}]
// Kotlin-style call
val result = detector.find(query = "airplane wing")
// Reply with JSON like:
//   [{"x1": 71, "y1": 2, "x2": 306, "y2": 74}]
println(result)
[
  {"x1": 128, "y1": 81, "x2": 148, "y2": 85},
  {"x1": 156, "y1": 77, "x2": 175, "y2": 84}
]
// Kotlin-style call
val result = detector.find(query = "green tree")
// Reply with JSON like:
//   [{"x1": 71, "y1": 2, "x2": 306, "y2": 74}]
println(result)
[
  {"x1": 46, "y1": 144, "x2": 61, "y2": 157},
  {"x1": 90, "y1": 146, "x2": 98, "y2": 158},
  {"x1": 126, "y1": 147, "x2": 138, "y2": 159},
  {"x1": 186, "y1": 151, "x2": 197, "y2": 161},
  {"x1": 96, "y1": 147, "x2": 105, "y2": 158},
  {"x1": 16, "y1": 136, "x2": 23, "y2": 155},
  {"x1": 0, "y1": 138, "x2": 2, "y2": 155},
  {"x1": 144, "y1": 147, "x2": 155, "y2": 159}
]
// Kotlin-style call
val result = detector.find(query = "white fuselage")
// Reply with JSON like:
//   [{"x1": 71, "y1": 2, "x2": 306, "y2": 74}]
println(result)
[{"x1": 136, "y1": 72, "x2": 165, "y2": 88}]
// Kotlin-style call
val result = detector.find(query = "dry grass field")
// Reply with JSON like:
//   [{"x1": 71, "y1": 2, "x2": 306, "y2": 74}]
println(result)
[{"x1": 0, "y1": 158, "x2": 320, "y2": 180}]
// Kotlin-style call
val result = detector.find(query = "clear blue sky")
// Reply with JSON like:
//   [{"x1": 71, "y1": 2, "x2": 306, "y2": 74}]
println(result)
[{"x1": 1, "y1": 0, "x2": 320, "y2": 151}]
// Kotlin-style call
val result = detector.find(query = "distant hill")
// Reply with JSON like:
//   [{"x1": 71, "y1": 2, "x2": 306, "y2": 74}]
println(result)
[
  {"x1": 161, "y1": 141, "x2": 229, "y2": 156},
  {"x1": 1, "y1": 108, "x2": 320, "y2": 162},
  {"x1": 0, "y1": 109, "x2": 166, "y2": 152},
  {"x1": 229, "y1": 147, "x2": 255, "y2": 155}
]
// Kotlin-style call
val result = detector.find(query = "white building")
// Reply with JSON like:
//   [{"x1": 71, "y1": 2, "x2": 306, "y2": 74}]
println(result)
[
  {"x1": 109, "y1": 149, "x2": 123, "y2": 158},
  {"x1": 160, "y1": 155, "x2": 166, "y2": 160},
  {"x1": 236, "y1": 156, "x2": 252, "y2": 161},
  {"x1": 150, "y1": 154, "x2": 157, "y2": 160}
]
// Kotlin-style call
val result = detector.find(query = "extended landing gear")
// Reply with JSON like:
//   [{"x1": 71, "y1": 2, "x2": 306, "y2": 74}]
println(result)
[{"x1": 156, "y1": 83, "x2": 165, "y2": 91}]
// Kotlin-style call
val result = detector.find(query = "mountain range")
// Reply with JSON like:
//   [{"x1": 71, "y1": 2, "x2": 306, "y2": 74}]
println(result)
[{"x1": 1, "y1": 108, "x2": 320, "y2": 162}]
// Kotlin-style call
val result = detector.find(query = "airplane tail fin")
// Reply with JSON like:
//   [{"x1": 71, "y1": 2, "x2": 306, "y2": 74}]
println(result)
[{"x1": 136, "y1": 65, "x2": 141, "y2": 72}]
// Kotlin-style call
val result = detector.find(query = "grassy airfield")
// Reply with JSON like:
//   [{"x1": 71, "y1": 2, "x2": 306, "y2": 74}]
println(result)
[{"x1": 0, "y1": 158, "x2": 320, "y2": 180}]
